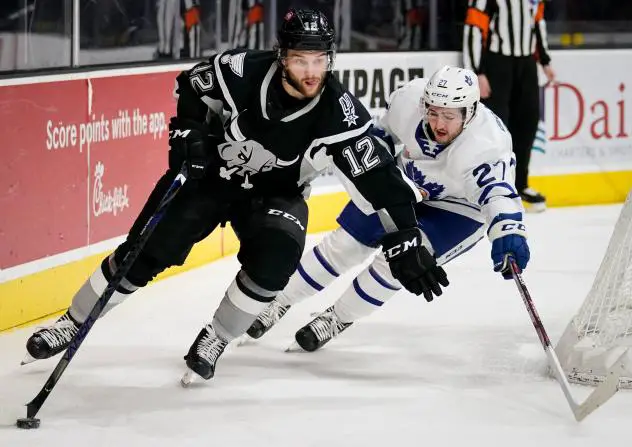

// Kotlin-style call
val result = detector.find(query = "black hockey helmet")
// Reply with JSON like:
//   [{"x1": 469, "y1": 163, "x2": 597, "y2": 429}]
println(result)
[{"x1": 277, "y1": 8, "x2": 335, "y2": 54}]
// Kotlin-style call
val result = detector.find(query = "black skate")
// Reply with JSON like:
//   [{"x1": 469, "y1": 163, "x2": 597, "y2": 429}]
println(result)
[
  {"x1": 23, "y1": 311, "x2": 80, "y2": 364},
  {"x1": 293, "y1": 306, "x2": 352, "y2": 352},
  {"x1": 181, "y1": 324, "x2": 228, "y2": 386},
  {"x1": 520, "y1": 187, "x2": 546, "y2": 213},
  {"x1": 246, "y1": 301, "x2": 291, "y2": 339}
]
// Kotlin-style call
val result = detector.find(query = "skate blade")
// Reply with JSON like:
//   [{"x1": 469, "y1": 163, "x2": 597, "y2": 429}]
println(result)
[
  {"x1": 180, "y1": 369, "x2": 196, "y2": 388},
  {"x1": 522, "y1": 201, "x2": 546, "y2": 213},
  {"x1": 21, "y1": 353, "x2": 37, "y2": 366},
  {"x1": 285, "y1": 341, "x2": 305, "y2": 353},
  {"x1": 234, "y1": 334, "x2": 253, "y2": 347}
]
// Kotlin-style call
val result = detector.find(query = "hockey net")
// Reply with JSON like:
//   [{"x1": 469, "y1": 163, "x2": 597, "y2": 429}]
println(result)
[{"x1": 555, "y1": 190, "x2": 632, "y2": 388}]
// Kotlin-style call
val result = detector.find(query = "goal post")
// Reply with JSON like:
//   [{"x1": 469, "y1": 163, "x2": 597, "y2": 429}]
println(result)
[{"x1": 555, "y1": 190, "x2": 632, "y2": 388}]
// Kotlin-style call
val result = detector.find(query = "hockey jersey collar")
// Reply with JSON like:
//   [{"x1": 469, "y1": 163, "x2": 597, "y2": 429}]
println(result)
[
  {"x1": 260, "y1": 62, "x2": 324, "y2": 123},
  {"x1": 414, "y1": 121, "x2": 448, "y2": 158}
]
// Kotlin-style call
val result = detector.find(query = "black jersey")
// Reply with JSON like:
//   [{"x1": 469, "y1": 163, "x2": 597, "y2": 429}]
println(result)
[{"x1": 174, "y1": 49, "x2": 420, "y2": 230}]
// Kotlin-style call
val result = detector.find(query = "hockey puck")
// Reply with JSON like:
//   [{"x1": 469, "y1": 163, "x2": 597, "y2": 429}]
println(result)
[{"x1": 16, "y1": 417, "x2": 40, "y2": 429}]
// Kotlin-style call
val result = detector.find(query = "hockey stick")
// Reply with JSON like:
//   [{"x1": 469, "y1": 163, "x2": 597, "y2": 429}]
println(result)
[
  {"x1": 17, "y1": 167, "x2": 188, "y2": 429},
  {"x1": 508, "y1": 257, "x2": 626, "y2": 422}
]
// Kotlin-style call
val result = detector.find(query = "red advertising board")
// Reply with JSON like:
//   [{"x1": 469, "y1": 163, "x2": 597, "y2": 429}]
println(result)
[
  {"x1": 0, "y1": 70, "x2": 179, "y2": 270},
  {"x1": 87, "y1": 73, "x2": 176, "y2": 244}
]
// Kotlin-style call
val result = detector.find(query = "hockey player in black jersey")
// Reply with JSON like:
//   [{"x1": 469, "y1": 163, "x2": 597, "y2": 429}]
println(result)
[{"x1": 23, "y1": 8, "x2": 448, "y2": 383}]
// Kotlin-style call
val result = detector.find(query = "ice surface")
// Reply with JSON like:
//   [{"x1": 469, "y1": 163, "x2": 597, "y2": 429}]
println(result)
[{"x1": 1, "y1": 203, "x2": 631, "y2": 446}]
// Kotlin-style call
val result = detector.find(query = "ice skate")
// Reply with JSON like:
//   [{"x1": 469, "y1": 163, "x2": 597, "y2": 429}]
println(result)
[
  {"x1": 181, "y1": 323, "x2": 228, "y2": 386},
  {"x1": 23, "y1": 311, "x2": 80, "y2": 364},
  {"x1": 287, "y1": 306, "x2": 352, "y2": 352},
  {"x1": 520, "y1": 187, "x2": 546, "y2": 213},
  {"x1": 246, "y1": 301, "x2": 291, "y2": 340}
]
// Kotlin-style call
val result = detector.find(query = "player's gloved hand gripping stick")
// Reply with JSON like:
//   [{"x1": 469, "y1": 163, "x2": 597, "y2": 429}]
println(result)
[{"x1": 168, "y1": 117, "x2": 213, "y2": 180}]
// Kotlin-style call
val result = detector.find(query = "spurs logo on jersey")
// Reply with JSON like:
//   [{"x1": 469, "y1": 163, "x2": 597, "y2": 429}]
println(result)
[
  {"x1": 339, "y1": 93, "x2": 358, "y2": 127},
  {"x1": 218, "y1": 140, "x2": 299, "y2": 189}
]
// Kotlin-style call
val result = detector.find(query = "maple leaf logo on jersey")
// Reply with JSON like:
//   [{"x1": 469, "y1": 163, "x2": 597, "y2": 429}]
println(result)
[
  {"x1": 339, "y1": 93, "x2": 359, "y2": 127},
  {"x1": 403, "y1": 161, "x2": 445, "y2": 200}
]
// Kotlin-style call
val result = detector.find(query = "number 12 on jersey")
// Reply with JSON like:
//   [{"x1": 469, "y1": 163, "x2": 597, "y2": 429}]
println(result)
[{"x1": 342, "y1": 136, "x2": 380, "y2": 176}]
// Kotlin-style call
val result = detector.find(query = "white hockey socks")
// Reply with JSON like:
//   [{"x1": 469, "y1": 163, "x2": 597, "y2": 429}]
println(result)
[
  {"x1": 276, "y1": 227, "x2": 376, "y2": 307},
  {"x1": 334, "y1": 254, "x2": 401, "y2": 323}
]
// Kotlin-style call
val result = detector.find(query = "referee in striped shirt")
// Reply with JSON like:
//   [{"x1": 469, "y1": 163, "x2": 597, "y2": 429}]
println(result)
[{"x1": 463, "y1": 0, "x2": 556, "y2": 212}]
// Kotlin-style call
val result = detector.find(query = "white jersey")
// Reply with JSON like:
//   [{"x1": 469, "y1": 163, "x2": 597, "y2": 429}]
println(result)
[{"x1": 379, "y1": 77, "x2": 524, "y2": 228}]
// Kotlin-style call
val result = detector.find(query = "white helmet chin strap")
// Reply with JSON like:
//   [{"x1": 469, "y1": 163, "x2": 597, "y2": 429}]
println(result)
[{"x1": 463, "y1": 102, "x2": 478, "y2": 128}]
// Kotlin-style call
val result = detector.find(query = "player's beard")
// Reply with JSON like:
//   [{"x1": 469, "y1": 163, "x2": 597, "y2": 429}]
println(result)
[
  {"x1": 433, "y1": 129, "x2": 454, "y2": 144},
  {"x1": 284, "y1": 69, "x2": 326, "y2": 99},
  {"x1": 426, "y1": 121, "x2": 463, "y2": 145}
]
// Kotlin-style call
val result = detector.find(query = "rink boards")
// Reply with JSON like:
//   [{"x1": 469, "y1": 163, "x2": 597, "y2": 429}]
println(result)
[{"x1": 1, "y1": 50, "x2": 631, "y2": 331}]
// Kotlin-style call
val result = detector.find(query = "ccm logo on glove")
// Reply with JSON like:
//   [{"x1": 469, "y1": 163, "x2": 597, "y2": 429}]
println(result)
[
  {"x1": 500, "y1": 222, "x2": 526, "y2": 232},
  {"x1": 488, "y1": 213, "x2": 530, "y2": 279},
  {"x1": 169, "y1": 129, "x2": 192, "y2": 139},
  {"x1": 383, "y1": 236, "x2": 419, "y2": 258},
  {"x1": 381, "y1": 228, "x2": 449, "y2": 302},
  {"x1": 168, "y1": 118, "x2": 211, "y2": 180}
]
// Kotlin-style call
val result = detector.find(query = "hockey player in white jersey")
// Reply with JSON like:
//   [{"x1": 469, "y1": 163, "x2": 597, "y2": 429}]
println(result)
[{"x1": 245, "y1": 65, "x2": 531, "y2": 351}]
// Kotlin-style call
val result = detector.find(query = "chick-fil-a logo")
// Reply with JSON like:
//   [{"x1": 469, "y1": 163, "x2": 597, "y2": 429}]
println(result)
[
  {"x1": 92, "y1": 161, "x2": 130, "y2": 217},
  {"x1": 547, "y1": 81, "x2": 628, "y2": 141}
]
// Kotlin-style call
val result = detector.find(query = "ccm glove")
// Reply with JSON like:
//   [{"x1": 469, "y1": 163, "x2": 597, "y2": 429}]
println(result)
[
  {"x1": 168, "y1": 117, "x2": 211, "y2": 180},
  {"x1": 381, "y1": 228, "x2": 449, "y2": 302},
  {"x1": 488, "y1": 213, "x2": 530, "y2": 279}
]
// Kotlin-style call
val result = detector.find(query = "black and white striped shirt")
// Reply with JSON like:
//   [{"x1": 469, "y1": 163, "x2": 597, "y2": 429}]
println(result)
[{"x1": 463, "y1": 0, "x2": 551, "y2": 73}]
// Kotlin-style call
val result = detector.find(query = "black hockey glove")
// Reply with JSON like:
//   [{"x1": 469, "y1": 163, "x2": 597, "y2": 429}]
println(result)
[
  {"x1": 381, "y1": 228, "x2": 449, "y2": 302},
  {"x1": 168, "y1": 117, "x2": 211, "y2": 180}
]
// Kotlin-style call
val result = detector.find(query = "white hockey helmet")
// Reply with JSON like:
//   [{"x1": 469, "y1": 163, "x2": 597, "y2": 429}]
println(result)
[{"x1": 422, "y1": 65, "x2": 480, "y2": 128}]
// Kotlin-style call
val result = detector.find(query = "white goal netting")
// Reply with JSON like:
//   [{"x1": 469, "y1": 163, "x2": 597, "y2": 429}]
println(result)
[{"x1": 555, "y1": 190, "x2": 632, "y2": 388}]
